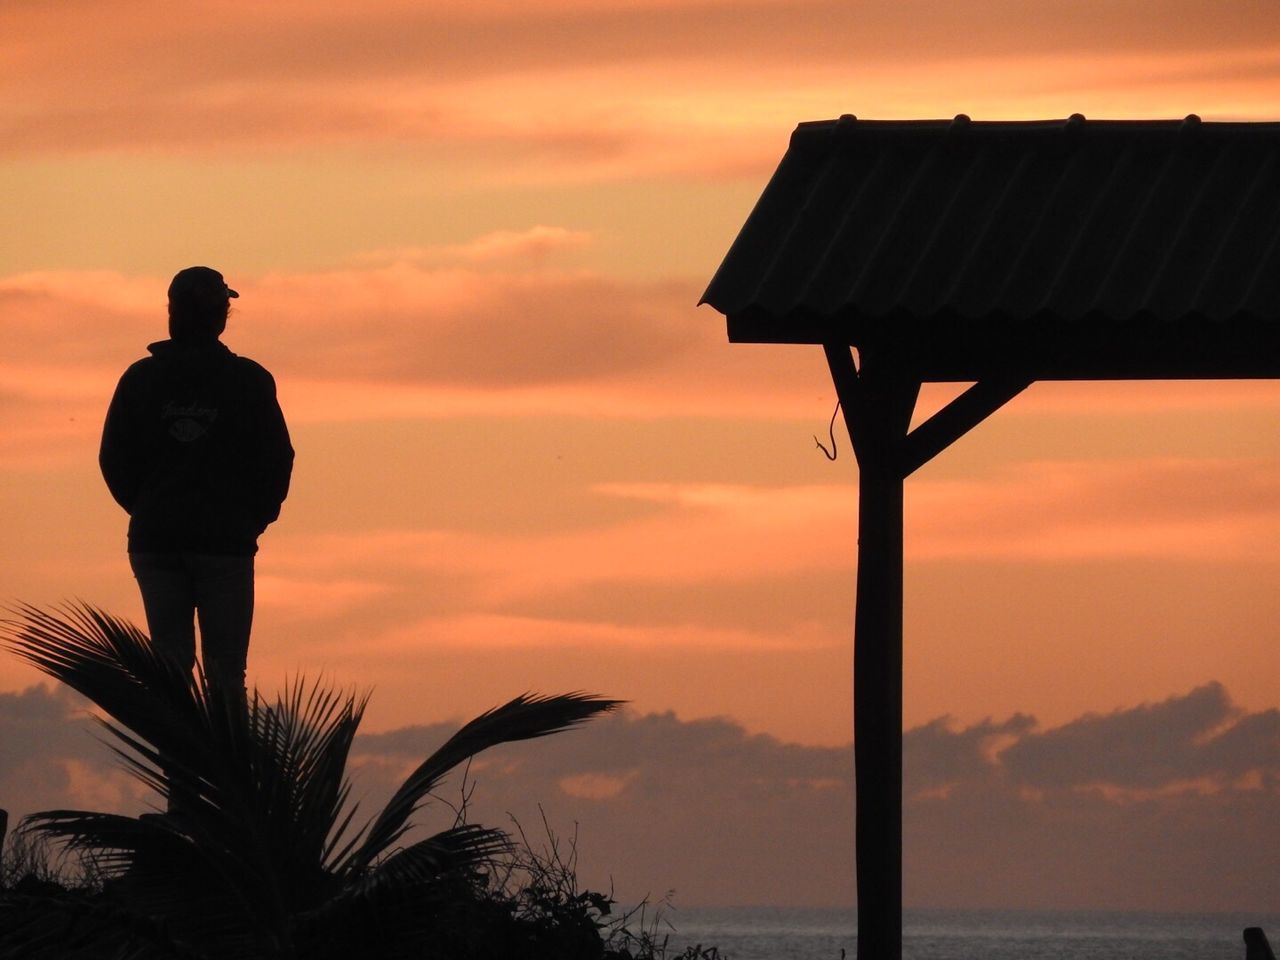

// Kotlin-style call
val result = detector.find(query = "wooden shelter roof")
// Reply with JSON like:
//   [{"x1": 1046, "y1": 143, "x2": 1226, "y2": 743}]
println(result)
[{"x1": 700, "y1": 115, "x2": 1280, "y2": 381}]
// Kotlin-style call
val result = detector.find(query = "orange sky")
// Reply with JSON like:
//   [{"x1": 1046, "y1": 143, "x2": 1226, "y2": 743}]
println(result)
[{"x1": 2, "y1": 0, "x2": 1279, "y2": 911}]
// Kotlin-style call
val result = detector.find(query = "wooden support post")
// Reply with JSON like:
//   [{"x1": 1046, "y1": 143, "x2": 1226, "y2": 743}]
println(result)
[
  {"x1": 825, "y1": 345, "x2": 918, "y2": 960},
  {"x1": 853, "y1": 430, "x2": 905, "y2": 960},
  {"x1": 826, "y1": 345, "x2": 1027, "y2": 959}
]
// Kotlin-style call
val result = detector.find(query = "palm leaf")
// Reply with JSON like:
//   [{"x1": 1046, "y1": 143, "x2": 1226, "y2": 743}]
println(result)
[
  {"x1": 3, "y1": 604, "x2": 203, "y2": 750},
  {"x1": 355, "y1": 824, "x2": 512, "y2": 894},
  {"x1": 16, "y1": 810, "x2": 270, "y2": 957},
  {"x1": 293, "y1": 826, "x2": 512, "y2": 960},
  {"x1": 252, "y1": 678, "x2": 371, "y2": 873},
  {"x1": 341, "y1": 692, "x2": 620, "y2": 874}
]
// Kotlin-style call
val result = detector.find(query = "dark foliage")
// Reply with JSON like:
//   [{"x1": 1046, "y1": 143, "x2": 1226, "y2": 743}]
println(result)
[{"x1": 0, "y1": 602, "x2": 630, "y2": 960}]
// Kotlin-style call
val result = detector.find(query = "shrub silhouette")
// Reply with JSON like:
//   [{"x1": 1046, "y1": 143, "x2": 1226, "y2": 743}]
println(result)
[{"x1": 0, "y1": 603, "x2": 620, "y2": 959}]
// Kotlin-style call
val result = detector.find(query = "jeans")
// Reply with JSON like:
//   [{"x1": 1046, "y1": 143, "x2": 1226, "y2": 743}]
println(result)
[{"x1": 129, "y1": 551, "x2": 254, "y2": 702}]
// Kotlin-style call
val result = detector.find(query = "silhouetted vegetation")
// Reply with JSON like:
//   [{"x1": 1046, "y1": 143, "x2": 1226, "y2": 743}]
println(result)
[
  {"x1": 1, "y1": 827, "x2": 104, "y2": 899},
  {"x1": 0, "y1": 603, "x2": 721, "y2": 959}
]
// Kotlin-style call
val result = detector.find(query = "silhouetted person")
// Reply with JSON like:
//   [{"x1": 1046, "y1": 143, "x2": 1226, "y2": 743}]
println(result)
[{"x1": 100, "y1": 266, "x2": 293, "y2": 706}]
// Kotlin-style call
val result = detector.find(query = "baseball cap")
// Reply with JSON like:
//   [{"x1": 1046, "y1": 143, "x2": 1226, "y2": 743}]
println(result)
[{"x1": 169, "y1": 266, "x2": 239, "y2": 301}]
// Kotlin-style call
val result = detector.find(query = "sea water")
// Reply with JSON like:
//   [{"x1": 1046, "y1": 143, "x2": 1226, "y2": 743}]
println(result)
[{"x1": 652, "y1": 906, "x2": 1280, "y2": 960}]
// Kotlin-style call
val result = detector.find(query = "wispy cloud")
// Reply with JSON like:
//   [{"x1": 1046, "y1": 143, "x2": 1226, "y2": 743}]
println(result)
[
  {"x1": 907, "y1": 458, "x2": 1280, "y2": 562},
  {"x1": 8, "y1": 265, "x2": 1280, "y2": 471},
  {"x1": 351, "y1": 227, "x2": 594, "y2": 267},
  {"x1": 265, "y1": 459, "x2": 1280, "y2": 608},
  {"x1": 5, "y1": 0, "x2": 1280, "y2": 175},
  {"x1": 0, "y1": 260, "x2": 826, "y2": 466},
  {"x1": 256, "y1": 576, "x2": 394, "y2": 621}
]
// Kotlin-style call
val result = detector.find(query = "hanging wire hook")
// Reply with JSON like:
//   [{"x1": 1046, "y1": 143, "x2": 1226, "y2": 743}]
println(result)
[{"x1": 814, "y1": 399, "x2": 841, "y2": 460}]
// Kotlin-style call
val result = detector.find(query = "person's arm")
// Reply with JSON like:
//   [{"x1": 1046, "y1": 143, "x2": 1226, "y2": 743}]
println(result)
[
  {"x1": 251, "y1": 371, "x2": 294, "y2": 532},
  {"x1": 99, "y1": 368, "x2": 147, "y2": 513}
]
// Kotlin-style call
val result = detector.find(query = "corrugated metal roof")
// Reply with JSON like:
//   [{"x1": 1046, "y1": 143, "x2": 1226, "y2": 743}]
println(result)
[{"x1": 701, "y1": 115, "x2": 1280, "y2": 381}]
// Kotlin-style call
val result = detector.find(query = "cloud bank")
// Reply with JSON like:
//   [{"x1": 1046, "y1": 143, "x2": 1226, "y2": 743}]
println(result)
[{"x1": 1, "y1": 681, "x2": 1273, "y2": 910}]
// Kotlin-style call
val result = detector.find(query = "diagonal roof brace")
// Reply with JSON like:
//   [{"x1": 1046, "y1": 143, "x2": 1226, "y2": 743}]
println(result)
[
  {"x1": 825, "y1": 343, "x2": 1030, "y2": 475},
  {"x1": 900, "y1": 376, "x2": 1031, "y2": 476}
]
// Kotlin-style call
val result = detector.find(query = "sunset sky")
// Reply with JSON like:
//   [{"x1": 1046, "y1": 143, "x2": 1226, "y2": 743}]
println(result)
[{"x1": 2, "y1": 0, "x2": 1278, "y2": 911}]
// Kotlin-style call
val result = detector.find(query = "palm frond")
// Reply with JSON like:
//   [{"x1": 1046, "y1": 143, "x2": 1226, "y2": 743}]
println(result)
[
  {"x1": 3, "y1": 603, "x2": 192, "y2": 703},
  {"x1": 2, "y1": 603, "x2": 205, "y2": 759},
  {"x1": 21, "y1": 810, "x2": 166, "y2": 870},
  {"x1": 251, "y1": 677, "x2": 371, "y2": 872},
  {"x1": 17, "y1": 809, "x2": 272, "y2": 956},
  {"x1": 342, "y1": 692, "x2": 620, "y2": 874},
  {"x1": 357, "y1": 824, "x2": 512, "y2": 895},
  {"x1": 2, "y1": 604, "x2": 248, "y2": 827},
  {"x1": 293, "y1": 826, "x2": 512, "y2": 960}
]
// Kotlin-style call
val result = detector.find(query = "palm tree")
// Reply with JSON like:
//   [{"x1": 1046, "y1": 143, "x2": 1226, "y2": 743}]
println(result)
[{"x1": 0, "y1": 603, "x2": 620, "y2": 959}]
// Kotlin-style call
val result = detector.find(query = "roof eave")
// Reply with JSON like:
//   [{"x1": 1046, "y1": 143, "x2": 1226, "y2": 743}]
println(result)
[{"x1": 723, "y1": 308, "x2": 1280, "y2": 381}]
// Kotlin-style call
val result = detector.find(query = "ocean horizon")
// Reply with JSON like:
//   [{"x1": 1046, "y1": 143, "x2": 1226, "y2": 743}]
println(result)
[{"x1": 646, "y1": 905, "x2": 1280, "y2": 960}]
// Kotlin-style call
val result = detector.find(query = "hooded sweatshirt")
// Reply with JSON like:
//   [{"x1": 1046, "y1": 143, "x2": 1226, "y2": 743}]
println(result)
[{"x1": 100, "y1": 338, "x2": 293, "y2": 556}]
